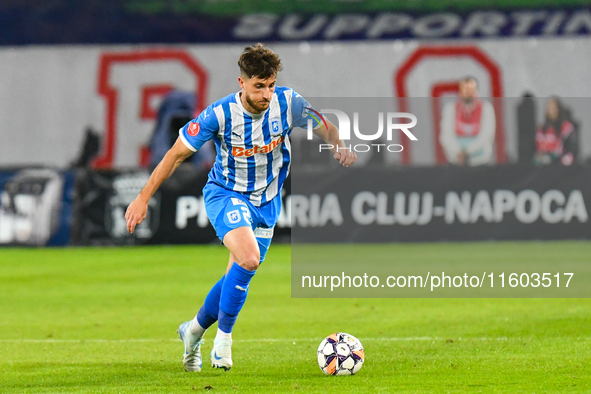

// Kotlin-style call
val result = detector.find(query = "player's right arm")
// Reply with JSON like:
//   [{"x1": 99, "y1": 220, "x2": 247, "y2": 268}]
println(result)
[
  {"x1": 126, "y1": 104, "x2": 219, "y2": 234},
  {"x1": 125, "y1": 138, "x2": 193, "y2": 234}
]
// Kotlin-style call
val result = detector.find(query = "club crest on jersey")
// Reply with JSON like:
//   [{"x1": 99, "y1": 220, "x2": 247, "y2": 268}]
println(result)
[
  {"x1": 227, "y1": 210, "x2": 240, "y2": 223},
  {"x1": 232, "y1": 136, "x2": 284, "y2": 157},
  {"x1": 188, "y1": 121, "x2": 200, "y2": 137},
  {"x1": 270, "y1": 118, "x2": 282, "y2": 136}
]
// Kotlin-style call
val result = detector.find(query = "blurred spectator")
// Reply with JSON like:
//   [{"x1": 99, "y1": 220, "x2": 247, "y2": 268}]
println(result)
[
  {"x1": 70, "y1": 127, "x2": 101, "y2": 168},
  {"x1": 534, "y1": 97, "x2": 578, "y2": 166},
  {"x1": 149, "y1": 91, "x2": 214, "y2": 170},
  {"x1": 439, "y1": 76, "x2": 496, "y2": 166},
  {"x1": 517, "y1": 92, "x2": 537, "y2": 164}
]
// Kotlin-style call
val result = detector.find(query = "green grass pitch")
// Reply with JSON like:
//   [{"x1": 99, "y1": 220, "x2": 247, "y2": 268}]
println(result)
[{"x1": 1, "y1": 242, "x2": 590, "y2": 393}]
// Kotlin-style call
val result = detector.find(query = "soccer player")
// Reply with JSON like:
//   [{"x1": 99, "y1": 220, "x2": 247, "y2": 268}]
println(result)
[{"x1": 125, "y1": 43, "x2": 356, "y2": 371}]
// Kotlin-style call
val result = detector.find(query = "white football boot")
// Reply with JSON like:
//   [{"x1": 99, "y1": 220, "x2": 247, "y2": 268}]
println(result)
[
  {"x1": 211, "y1": 337, "x2": 233, "y2": 370},
  {"x1": 177, "y1": 321, "x2": 204, "y2": 372}
]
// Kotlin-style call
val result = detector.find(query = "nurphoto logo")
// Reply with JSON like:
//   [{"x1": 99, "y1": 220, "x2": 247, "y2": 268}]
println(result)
[{"x1": 305, "y1": 107, "x2": 418, "y2": 153}]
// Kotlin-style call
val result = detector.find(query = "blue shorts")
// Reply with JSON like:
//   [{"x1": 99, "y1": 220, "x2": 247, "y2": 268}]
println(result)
[{"x1": 203, "y1": 181, "x2": 282, "y2": 263}]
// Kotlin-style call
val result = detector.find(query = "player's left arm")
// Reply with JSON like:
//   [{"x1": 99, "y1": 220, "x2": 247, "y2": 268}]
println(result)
[
  {"x1": 313, "y1": 119, "x2": 357, "y2": 167},
  {"x1": 289, "y1": 90, "x2": 355, "y2": 167},
  {"x1": 126, "y1": 105, "x2": 217, "y2": 234}
]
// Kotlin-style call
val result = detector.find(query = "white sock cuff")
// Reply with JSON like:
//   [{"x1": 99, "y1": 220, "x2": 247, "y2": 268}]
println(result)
[
  {"x1": 216, "y1": 328, "x2": 232, "y2": 340},
  {"x1": 190, "y1": 317, "x2": 206, "y2": 338}
]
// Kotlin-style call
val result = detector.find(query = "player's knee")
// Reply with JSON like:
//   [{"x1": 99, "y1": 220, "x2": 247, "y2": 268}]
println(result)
[{"x1": 236, "y1": 251, "x2": 260, "y2": 271}]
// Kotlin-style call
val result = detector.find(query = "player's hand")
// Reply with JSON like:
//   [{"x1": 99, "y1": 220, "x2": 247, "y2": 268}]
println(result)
[
  {"x1": 125, "y1": 198, "x2": 148, "y2": 234},
  {"x1": 333, "y1": 149, "x2": 357, "y2": 167}
]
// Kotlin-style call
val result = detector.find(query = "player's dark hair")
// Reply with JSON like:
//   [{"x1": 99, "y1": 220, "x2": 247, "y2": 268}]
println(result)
[{"x1": 238, "y1": 43, "x2": 282, "y2": 79}]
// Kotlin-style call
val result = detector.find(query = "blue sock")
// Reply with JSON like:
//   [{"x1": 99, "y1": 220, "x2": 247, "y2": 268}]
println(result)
[
  {"x1": 196, "y1": 275, "x2": 225, "y2": 329},
  {"x1": 218, "y1": 263, "x2": 256, "y2": 334}
]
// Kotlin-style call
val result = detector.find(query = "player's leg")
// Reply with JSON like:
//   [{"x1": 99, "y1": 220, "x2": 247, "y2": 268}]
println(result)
[
  {"x1": 218, "y1": 226, "x2": 260, "y2": 334},
  {"x1": 178, "y1": 274, "x2": 225, "y2": 372},
  {"x1": 179, "y1": 255, "x2": 230, "y2": 372},
  {"x1": 178, "y1": 260, "x2": 229, "y2": 372},
  {"x1": 190, "y1": 249, "x2": 238, "y2": 334},
  {"x1": 177, "y1": 184, "x2": 239, "y2": 372},
  {"x1": 210, "y1": 195, "x2": 279, "y2": 369},
  {"x1": 211, "y1": 226, "x2": 260, "y2": 370}
]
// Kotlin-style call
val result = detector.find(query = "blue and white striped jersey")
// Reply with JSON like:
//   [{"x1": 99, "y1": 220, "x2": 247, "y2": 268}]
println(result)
[{"x1": 179, "y1": 86, "x2": 321, "y2": 207}]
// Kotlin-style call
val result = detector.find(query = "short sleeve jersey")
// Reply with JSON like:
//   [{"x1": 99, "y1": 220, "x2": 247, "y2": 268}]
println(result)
[{"x1": 179, "y1": 87, "x2": 321, "y2": 207}]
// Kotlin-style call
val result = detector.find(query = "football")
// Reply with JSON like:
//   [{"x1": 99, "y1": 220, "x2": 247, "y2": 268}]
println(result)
[{"x1": 317, "y1": 332, "x2": 365, "y2": 376}]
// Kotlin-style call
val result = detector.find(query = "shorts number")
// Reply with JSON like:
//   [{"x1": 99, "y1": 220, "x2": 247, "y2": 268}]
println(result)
[{"x1": 240, "y1": 207, "x2": 252, "y2": 223}]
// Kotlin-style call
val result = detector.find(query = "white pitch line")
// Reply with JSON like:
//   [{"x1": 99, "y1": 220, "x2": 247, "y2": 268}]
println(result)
[
  {"x1": 1, "y1": 337, "x2": 588, "y2": 344},
  {"x1": 0, "y1": 337, "x2": 591, "y2": 344},
  {"x1": 0, "y1": 337, "x2": 568, "y2": 344},
  {"x1": 0, "y1": 339, "x2": 169, "y2": 343}
]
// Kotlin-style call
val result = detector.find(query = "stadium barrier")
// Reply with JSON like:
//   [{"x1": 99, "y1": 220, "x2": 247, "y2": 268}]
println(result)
[
  {"x1": 290, "y1": 164, "x2": 591, "y2": 243},
  {"x1": 0, "y1": 168, "x2": 74, "y2": 246},
  {"x1": 0, "y1": 164, "x2": 589, "y2": 246},
  {"x1": 70, "y1": 166, "x2": 291, "y2": 246}
]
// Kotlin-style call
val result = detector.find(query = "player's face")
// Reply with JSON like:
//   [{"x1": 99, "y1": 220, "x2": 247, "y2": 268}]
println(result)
[{"x1": 239, "y1": 74, "x2": 276, "y2": 113}]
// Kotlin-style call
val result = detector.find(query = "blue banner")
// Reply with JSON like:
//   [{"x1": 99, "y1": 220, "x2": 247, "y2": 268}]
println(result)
[{"x1": 1, "y1": 4, "x2": 590, "y2": 45}]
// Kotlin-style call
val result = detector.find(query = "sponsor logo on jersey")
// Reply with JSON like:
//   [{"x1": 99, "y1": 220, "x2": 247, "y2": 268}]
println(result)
[
  {"x1": 231, "y1": 197, "x2": 247, "y2": 206},
  {"x1": 232, "y1": 136, "x2": 284, "y2": 157},
  {"x1": 188, "y1": 121, "x2": 200, "y2": 137}
]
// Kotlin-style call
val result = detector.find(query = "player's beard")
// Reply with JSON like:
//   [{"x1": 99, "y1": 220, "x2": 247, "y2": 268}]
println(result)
[{"x1": 245, "y1": 92, "x2": 270, "y2": 113}]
